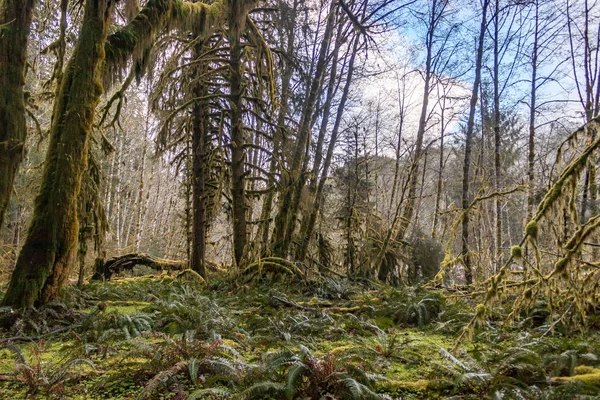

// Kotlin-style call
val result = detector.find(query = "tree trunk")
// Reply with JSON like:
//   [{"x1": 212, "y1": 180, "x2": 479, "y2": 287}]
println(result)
[
  {"x1": 492, "y1": 0, "x2": 502, "y2": 273},
  {"x1": 228, "y1": 2, "x2": 249, "y2": 267},
  {"x1": 461, "y1": 0, "x2": 488, "y2": 285},
  {"x1": 527, "y1": 0, "x2": 538, "y2": 221},
  {"x1": 271, "y1": 1, "x2": 337, "y2": 258},
  {"x1": 0, "y1": 0, "x2": 36, "y2": 229},
  {"x1": 92, "y1": 252, "x2": 186, "y2": 280},
  {"x1": 396, "y1": 0, "x2": 439, "y2": 241},
  {"x1": 258, "y1": 0, "x2": 298, "y2": 253},
  {"x1": 297, "y1": 34, "x2": 361, "y2": 262},
  {"x1": 190, "y1": 40, "x2": 208, "y2": 277},
  {"x1": 432, "y1": 85, "x2": 448, "y2": 239},
  {"x1": 2, "y1": 0, "x2": 114, "y2": 309}
]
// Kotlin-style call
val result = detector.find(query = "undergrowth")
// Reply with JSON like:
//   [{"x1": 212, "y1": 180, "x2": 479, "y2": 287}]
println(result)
[{"x1": 1, "y1": 275, "x2": 600, "y2": 399}]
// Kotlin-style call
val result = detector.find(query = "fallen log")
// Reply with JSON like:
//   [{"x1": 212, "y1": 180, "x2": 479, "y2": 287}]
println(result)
[{"x1": 91, "y1": 253, "x2": 186, "y2": 280}]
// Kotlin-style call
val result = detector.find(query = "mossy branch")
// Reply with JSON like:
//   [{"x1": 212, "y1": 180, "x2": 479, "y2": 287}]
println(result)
[
  {"x1": 103, "y1": 0, "x2": 228, "y2": 87},
  {"x1": 451, "y1": 118, "x2": 600, "y2": 350}
]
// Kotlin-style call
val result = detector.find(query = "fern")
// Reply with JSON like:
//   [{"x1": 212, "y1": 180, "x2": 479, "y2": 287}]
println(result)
[
  {"x1": 342, "y1": 376, "x2": 391, "y2": 400},
  {"x1": 188, "y1": 357, "x2": 201, "y2": 385},
  {"x1": 189, "y1": 387, "x2": 231, "y2": 399},
  {"x1": 238, "y1": 382, "x2": 286, "y2": 400},
  {"x1": 137, "y1": 360, "x2": 188, "y2": 400},
  {"x1": 9, "y1": 343, "x2": 95, "y2": 396},
  {"x1": 285, "y1": 362, "x2": 309, "y2": 399}
]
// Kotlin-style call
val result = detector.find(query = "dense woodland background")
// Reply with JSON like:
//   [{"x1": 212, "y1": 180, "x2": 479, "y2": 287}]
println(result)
[{"x1": 0, "y1": 0, "x2": 600, "y2": 323}]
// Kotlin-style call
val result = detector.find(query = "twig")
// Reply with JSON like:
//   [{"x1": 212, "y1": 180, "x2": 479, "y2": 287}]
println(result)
[
  {"x1": 0, "y1": 326, "x2": 73, "y2": 345},
  {"x1": 271, "y1": 296, "x2": 318, "y2": 312}
]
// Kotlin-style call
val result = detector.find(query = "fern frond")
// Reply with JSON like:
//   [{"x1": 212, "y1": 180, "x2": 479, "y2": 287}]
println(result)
[
  {"x1": 285, "y1": 362, "x2": 309, "y2": 400},
  {"x1": 188, "y1": 357, "x2": 200, "y2": 384},
  {"x1": 202, "y1": 357, "x2": 240, "y2": 381},
  {"x1": 238, "y1": 382, "x2": 285, "y2": 400},
  {"x1": 188, "y1": 387, "x2": 231, "y2": 399},
  {"x1": 342, "y1": 376, "x2": 391, "y2": 399}
]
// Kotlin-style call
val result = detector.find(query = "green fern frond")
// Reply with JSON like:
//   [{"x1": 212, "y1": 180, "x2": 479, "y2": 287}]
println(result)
[
  {"x1": 202, "y1": 357, "x2": 240, "y2": 381},
  {"x1": 188, "y1": 357, "x2": 201, "y2": 384},
  {"x1": 238, "y1": 382, "x2": 285, "y2": 400},
  {"x1": 285, "y1": 362, "x2": 309, "y2": 399},
  {"x1": 188, "y1": 387, "x2": 231, "y2": 399},
  {"x1": 342, "y1": 376, "x2": 391, "y2": 399},
  {"x1": 264, "y1": 349, "x2": 299, "y2": 370}
]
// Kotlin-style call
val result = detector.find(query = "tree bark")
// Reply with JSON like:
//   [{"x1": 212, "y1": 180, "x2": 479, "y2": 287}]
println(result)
[
  {"x1": 271, "y1": 0, "x2": 337, "y2": 258},
  {"x1": 190, "y1": 40, "x2": 208, "y2": 277},
  {"x1": 461, "y1": 0, "x2": 488, "y2": 286},
  {"x1": 2, "y1": 0, "x2": 114, "y2": 309},
  {"x1": 296, "y1": 34, "x2": 361, "y2": 262},
  {"x1": 0, "y1": 0, "x2": 36, "y2": 229},
  {"x1": 228, "y1": 2, "x2": 250, "y2": 267},
  {"x1": 92, "y1": 252, "x2": 186, "y2": 280}
]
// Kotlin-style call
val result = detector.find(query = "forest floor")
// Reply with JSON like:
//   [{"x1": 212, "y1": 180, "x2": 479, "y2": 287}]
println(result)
[{"x1": 1, "y1": 273, "x2": 600, "y2": 399}]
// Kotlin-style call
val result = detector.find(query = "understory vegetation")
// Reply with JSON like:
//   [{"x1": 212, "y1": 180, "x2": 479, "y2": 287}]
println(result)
[
  {"x1": 2, "y1": 0, "x2": 600, "y2": 398},
  {"x1": 2, "y1": 274, "x2": 600, "y2": 399}
]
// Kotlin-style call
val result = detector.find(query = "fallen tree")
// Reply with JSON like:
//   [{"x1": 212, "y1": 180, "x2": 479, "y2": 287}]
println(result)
[{"x1": 92, "y1": 253, "x2": 186, "y2": 280}]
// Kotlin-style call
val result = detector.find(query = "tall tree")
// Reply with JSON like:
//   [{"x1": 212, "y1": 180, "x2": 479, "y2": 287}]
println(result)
[
  {"x1": 190, "y1": 39, "x2": 210, "y2": 277},
  {"x1": 397, "y1": 0, "x2": 450, "y2": 240},
  {"x1": 0, "y1": 0, "x2": 36, "y2": 229},
  {"x1": 567, "y1": 0, "x2": 600, "y2": 222},
  {"x1": 461, "y1": 0, "x2": 489, "y2": 285},
  {"x1": 2, "y1": 0, "x2": 228, "y2": 307},
  {"x1": 227, "y1": 1, "x2": 251, "y2": 267},
  {"x1": 2, "y1": 0, "x2": 116, "y2": 308},
  {"x1": 271, "y1": 0, "x2": 337, "y2": 258}
]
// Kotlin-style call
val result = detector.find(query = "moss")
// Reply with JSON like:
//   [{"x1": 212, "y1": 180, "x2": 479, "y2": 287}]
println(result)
[
  {"x1": 555, "y1": 258, "x2": 568, "y2": 274},
  {"x1": 379, "y1": 379, "x2": 431, "y2": 391},
  {"x1": 104, "y1": 0, "x2": 226, "y2": 86},
  {"x1": 555, "y1": 367, "x2": 600, "y2": 386},
  {"x1": 103, "y1": 300, "x2": 151, "y2": 314},
  {"x1": 511, "y1": 245, "x2": 523, "y2": 260},
  {"x1": 525, "y1": 220, "x2": 539, "y2": 239},
  {"x1": 575, "y1": 365, "x2": 598, "y2": 375},
  {"x1": 475, "y1": 304, "x2": 487, "y2": 318}
]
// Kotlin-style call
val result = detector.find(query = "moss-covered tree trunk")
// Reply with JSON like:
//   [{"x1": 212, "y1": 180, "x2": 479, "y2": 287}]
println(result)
[
  {"x1": 190, "y1": 39, "x2": 208, "y2": 278},
  {"x1": 257, "y1": 0, "x2": 297, "y2": 254},
  {"x1": 228, "y1": 2, "x2": 249, "y2": 267},
  {"x1": 0, "y1": 0, "x2": 36, "y2": 229},
  {"x1": 2, "y1": 0, "x2": 114, "y2": 309}
]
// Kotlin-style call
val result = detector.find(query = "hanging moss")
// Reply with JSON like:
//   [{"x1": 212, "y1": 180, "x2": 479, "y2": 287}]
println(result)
[
  {"x1": 475, "y1": 303, "x2": 487, "y2": 318},
  {"x1": 525, "y1": 221, "x2": 538, "y2": 240},
  {"x1": 104, "y1": 0, "x2": 226, "y2": 87},
  {"x1": 511, "y1": 245, "x2": 523, "y2": 260}
]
